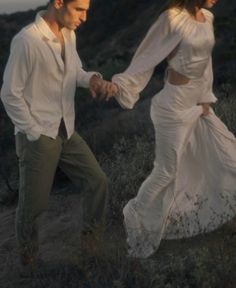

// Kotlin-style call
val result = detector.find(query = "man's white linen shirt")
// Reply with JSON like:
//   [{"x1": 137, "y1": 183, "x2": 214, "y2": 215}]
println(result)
[{"x1": 1, "y1": 11, "x2": 98, "y2": 141}]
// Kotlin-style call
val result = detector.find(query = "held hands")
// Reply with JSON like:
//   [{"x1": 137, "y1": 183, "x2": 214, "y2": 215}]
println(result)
[{"x1": 89, "y1": 75, "x2": 119, "y2": 101}]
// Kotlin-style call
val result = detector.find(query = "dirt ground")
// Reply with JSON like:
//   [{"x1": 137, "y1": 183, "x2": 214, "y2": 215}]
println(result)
[{"x1": 0, "y1": 184, "x2": 235, "y2": 288}]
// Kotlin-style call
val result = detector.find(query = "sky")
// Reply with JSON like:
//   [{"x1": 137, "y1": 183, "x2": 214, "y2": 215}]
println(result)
[{"x1": 0, "y1": 0, "x2": 48, "y2": 14}]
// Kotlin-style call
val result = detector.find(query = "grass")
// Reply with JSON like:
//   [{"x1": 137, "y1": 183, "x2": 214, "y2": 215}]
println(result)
[{"x1": 0, "y1": 81, "x2": 236, "y2": 288}]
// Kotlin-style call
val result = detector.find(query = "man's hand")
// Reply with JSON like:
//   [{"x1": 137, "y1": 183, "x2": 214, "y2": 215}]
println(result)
[
  {"x1": 198, "y1": 102, "x2": 211, "y2": 117},
  {"x1": 89, "y1": 75, "x2": 119, "y2": 101}
]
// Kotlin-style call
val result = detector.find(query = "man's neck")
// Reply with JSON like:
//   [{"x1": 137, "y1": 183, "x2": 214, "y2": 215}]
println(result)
[
  {"x1": 42, "y1": 9, "x2": 63, "y2": 38},
  {"x1": 42, "y1": 9, "x2": 66, "y2": 62}
]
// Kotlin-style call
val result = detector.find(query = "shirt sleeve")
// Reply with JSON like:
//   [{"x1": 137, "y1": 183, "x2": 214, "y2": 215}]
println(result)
[
  {"x1": 76, "y1": 53, "x2": 102, "y2": 88},
  {"x1": 0, "y1": 35, "x2": 42, "y2": 140},
  {"x1": 68, "y1": 30, "x2": 101, "y2": 88},
  {"x1": 112, "y1": 10, "x2": 183, "y2": 109}
]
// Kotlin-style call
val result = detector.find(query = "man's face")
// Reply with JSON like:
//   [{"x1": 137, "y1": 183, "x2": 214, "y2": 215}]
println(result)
[
  {"x1": 57, "y1": 0, "x2": 90, "y2": 30},
  {"x1": 203, "y1": 0, "x2": 218, "y2": 8}
]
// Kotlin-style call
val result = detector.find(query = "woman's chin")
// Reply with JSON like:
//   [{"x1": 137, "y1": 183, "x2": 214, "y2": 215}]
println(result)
[{"x1": 204, "y1": 0, "x2": 217, "y2": 9}]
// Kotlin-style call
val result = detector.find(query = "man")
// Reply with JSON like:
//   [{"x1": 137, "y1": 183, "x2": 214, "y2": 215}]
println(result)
[{"x1": 0, "y1": 0, "x2": 117, "y2": 265}]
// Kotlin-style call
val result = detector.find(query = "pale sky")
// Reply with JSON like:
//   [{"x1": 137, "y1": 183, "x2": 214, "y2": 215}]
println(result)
[{"x1": 0, "y1": 0, "x2": 48, "y2": 14}]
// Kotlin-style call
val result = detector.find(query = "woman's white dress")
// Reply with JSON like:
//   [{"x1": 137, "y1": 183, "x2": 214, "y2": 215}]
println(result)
[{"x1": 112, "y1": 8, "x2": 236, "y2": 258}]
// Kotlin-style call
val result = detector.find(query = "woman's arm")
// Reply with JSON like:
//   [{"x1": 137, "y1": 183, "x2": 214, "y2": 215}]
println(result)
[{"x1": 112, "y1": 9, "x2": 184, "y2": 109}]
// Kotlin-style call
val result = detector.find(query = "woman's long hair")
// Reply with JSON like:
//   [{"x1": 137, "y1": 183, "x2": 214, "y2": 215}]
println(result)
[{"x1": 165, "y1": 0, "x2": 207, "y2": 15}]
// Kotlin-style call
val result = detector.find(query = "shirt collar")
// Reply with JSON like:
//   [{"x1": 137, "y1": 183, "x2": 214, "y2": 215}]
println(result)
[{"x1": 35, "y1": 10, "x2": 60, "y2": 42}]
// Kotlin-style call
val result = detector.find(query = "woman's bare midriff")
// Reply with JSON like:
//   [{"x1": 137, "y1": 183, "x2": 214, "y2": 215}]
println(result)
[{"x1": 167, "y1": 68, "x2": 190, "y2": 85}]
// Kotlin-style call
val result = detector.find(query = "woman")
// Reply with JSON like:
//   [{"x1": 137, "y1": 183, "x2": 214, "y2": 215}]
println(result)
[{"x1": 112, "y1": 0, "x2": 236, "y2": 258}]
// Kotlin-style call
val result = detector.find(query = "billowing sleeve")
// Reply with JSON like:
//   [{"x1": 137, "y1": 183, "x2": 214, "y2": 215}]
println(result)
[
  {"x1": 112, "y1": 9, "x2": 184, "y2": 109},
  {"x1": 112, "y1": 70, "x2": 154, "y2": 109},
  {"x1": 199, "y1": 56, "x2": 217, "y2": 103}
]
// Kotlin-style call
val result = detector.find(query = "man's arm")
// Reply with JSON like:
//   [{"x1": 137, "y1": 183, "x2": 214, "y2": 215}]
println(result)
[
  {"x1": 89, "y1": 74, "x2": 119, "y2": 100},
  {"x1": 76, "y1": 53, "x2": 101, "y2": 88},
  {"x1": 76, "y1": 54, "x2": 118, "y2": 99},
  {"x1": 1, "y1": 36, "x2": 41, "y2": 140}
]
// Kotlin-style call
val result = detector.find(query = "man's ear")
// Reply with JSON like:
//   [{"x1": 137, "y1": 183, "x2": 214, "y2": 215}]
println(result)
[{"x1": 53, "y1": 0, "x2": 64, "y2": 9}]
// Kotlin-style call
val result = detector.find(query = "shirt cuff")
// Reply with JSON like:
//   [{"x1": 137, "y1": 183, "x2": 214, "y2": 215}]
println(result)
[
  {"x1": 79, "y1": 72, "x2": 103, "y2": 88},
  {"x1": 88, "y1": 72, "x2": 103, "y2": 86},
  {"x1": 25, "y1": 125, "x2": 41, "y2": 141}
]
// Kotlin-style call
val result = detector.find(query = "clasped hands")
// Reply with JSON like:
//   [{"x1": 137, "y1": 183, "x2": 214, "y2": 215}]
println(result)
[{"x1": 89, "y1": 75, "x2": 119, "y2": 101}]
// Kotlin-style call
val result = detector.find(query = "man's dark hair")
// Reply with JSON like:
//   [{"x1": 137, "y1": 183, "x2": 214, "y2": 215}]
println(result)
[{"x1": 49, "y1": 0, "x2": 75, "y2": 3}]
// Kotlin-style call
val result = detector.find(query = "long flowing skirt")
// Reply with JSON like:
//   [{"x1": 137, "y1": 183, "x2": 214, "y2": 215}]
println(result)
[{"x1": 123, "y1": 79, "x2": 236, "y2": 258}]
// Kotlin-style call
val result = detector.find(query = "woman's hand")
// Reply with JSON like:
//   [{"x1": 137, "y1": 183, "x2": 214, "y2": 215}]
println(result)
[
  {"x1": 198, "y1": 102, "x2": 211, "y2": 117},
  {"x1": 89, "y1": 75, "x2": 119, "y2": 101}
]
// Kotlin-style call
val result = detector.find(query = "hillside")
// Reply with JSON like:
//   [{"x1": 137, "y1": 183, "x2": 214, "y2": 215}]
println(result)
[
  {"x1": 1, "y1": 0, "x2": 235, "y2": 135},
  {"x1": 0, "y1": 1, "x2": 236, "y2": 287}
]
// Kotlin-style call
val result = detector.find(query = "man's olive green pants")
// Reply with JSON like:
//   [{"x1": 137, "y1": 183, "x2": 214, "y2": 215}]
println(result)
[{"x1": 15, "y1": 125, "x2": 108, "y2": 255}]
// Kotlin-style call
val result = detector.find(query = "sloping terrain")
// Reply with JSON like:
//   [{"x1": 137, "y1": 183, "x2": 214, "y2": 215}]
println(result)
[{"x1": 0, "y1": 1, "x2": 236, "y2": 287}]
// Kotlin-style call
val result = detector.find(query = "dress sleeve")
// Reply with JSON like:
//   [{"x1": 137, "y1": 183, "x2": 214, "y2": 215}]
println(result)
[
  {"x1": 199, "y1": 56, "x2": 217, "y2": 103},
  {"x1": 112, "y1": 9, "x2": 184, "y2": 109},
  {"x1": 198, "y1": 10, "x2": 217, "y2": 104}
]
